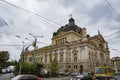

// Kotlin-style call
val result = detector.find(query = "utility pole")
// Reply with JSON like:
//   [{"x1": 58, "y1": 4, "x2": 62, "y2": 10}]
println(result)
[
  {"x1": 29, "y1": 33, "x2": 43, "y2": 63},
  {"x1": 19, "y1": 41, "x2": 25, "y2": 75},
  {"x1": 16, "y1": 35, "x2": 26, "y2": 75}
]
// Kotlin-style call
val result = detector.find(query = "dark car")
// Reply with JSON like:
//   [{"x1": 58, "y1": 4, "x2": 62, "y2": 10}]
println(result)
[
  {"x1": 57, "y1": 71, "x2": 65, "y2": 76},
  {"x1": 95, "y1": 76, "x2": 117, "y2": 80},
  {"x1": 64, "y1": 72, "x2": 71, "y2": 76}
]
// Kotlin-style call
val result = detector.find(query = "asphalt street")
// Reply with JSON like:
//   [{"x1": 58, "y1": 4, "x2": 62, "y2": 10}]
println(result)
[
  {"x1": 0, "y1": 73, "x2": 14, "y2": 80},
  {"x1": 0, "y1": 73, "x2": 120, "y2": 80}
]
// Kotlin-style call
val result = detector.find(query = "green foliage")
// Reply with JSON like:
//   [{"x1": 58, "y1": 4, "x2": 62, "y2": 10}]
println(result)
[
  {"x1": 10, "y1": 60, "x2": 19, "y2": 66},
  {"x1": 14, "y1": 62, "x2": 33, "y2": 75},
  {"x1": 14, "y1": 62, "x2": 44, "y2": 77},
  {"x1": 21, "y1": 62, "x2": 34, "y2": 74},
  {"x1": 0, "y1": 51, "x2": 9, "y2": 68},
  {"x1": 34, "y1": 63, "x2": 43, "y2": 75},
  {"x1": 49, "y1": 58, "x2": 58, "y2": 77}
]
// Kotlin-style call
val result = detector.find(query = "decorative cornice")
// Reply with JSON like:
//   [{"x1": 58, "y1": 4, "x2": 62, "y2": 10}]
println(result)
[{"x1": 52, "y1": 30, "x2": 82, "y2": 40}]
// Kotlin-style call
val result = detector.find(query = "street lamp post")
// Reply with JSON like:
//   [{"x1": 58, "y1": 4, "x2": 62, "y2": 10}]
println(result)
[
  {"x1": 29, "y1": 33, "x2": 43, "y2": 63},
  {"x1": 16, "y1": 35, "x2": 26, "y2": 75},
  {"x1": 19, "y1": 41, "x2": 25, "y2": 75}
]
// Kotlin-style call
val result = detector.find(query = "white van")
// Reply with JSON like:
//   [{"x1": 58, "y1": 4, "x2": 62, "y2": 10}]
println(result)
[{"x1": 2, "y1": 68, "x2": 7, "y2": 74}]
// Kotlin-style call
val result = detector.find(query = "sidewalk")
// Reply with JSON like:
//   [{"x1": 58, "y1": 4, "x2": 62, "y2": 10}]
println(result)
[
  {"x1": 45, "y1": 76, "x2": 70, "y2": 80},
  {"x1": 0, "y1": 73, "x2": 14, "y2": 80}
]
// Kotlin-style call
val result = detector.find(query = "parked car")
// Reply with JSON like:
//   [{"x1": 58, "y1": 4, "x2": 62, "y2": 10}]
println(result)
[
  {"x1": 57, "y1": 71, "x2": 65, "y2": 76},
  {"x1": 114, "y1": 71, "x2": 120, "y2": 75},
  {"x1": 70, "y1": 72, "x2": 80, "y2": 76},
  {"x1": 1, "y1": 68, "x2": 7, "y2": 74},
  {"x1": 70, "y1": 73, "x2": 93, "y2": 80},
  {"x1": 11, "y1": 74, "x2": 45, "y2": 80},
  {"x1": 64, "y1": 72, "x2": 71, "y2": 76},
  {"x1": 95, "y1": 76, "x2": 117, "y2": 80}
]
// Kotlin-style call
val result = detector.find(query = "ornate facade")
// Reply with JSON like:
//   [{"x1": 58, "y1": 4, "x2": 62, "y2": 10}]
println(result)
[
  {"x1": 22, "y1": 18, "x2": 110, "y2": 73},
  {"x1": 111, "y1": 57, "x2": 120, "y2": 71}
]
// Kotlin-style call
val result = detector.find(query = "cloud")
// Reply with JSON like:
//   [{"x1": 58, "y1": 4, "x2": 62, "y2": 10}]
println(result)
[
  {"x1": 0, "y1": 0, "x2": 120, "y2": 60},
  {"x1": 0, "y1": 20, "x2": 5, "y2": 27}
]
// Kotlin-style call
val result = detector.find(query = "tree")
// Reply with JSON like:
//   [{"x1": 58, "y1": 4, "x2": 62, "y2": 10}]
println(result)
[
  {"x1": 49, "y1": 58, "x2": 58, "y2": 77},
  {"x1": 14, "y1": 62, "x2": 34, "y2": 75},
  {"x1": 14, "y1": 62, "x2": 44, "y2": 76},
  {"x1": 34, "y1": 63, "x2": 44, "y2": 76},
  {"x1": 0, "y1": 51, "x2": 9, "y2": 68}
]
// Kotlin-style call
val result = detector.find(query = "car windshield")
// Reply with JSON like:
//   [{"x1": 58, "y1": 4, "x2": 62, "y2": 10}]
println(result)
[{"x1": 95, "y1": 68, "x2": 105, "y2": 74}]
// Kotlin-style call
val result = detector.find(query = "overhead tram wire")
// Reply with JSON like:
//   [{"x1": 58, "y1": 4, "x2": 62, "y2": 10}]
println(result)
[
  {"x1": 0, "y1": 16, "x2": 32, "y2": 47},
  {"x1": 104, "y1": 31, "x2": 120, "y2": 38},
  {"x1": 0, "y1": 1, "x2": 50, "y2": 26},
  {"x1": 0, "y1": 16, "x2": 25, "y2": 48},
  {"x1": 37, "y1": 41, "x2": 50, "y2": 45},
  {"x1": 0, "y1": 1, "x2": 62, "y2": 30},
  {"x1": 0, "y1": 16, "x2": 6, "y2": 26},
  {"x1": 0, "y1": 16, "x2": 20, "y2": 40},
  {"x1": 102, "y1": 0, "x2": 120, "y2": 41},
  {"x1": 0, "y1": 1, "x2": 57, "y2": 46},
  {"x1": 107, "y1": 36, "x2": 120, "y2": 41},
  {"x1": 0, "y1": 0, "x2": 62, "y2": 26},
  {"x1": 0, "y1": 1, "x2": 61, "y2": 44},
  {"x1": 104, "y1": 31, "x2": 120, "y2": 41},
  {"x1": 0, "y1": 3, "x2": 48, "y2": 45},
  {"x1": 0, "y1": 15, "x2": 49, "y2": 46},
  {"x1": 102, "y1": 0, "x2": 120, "y2": 56},
  {"x1": 0, "y1": 4, "x2": 20, "y2": 35},
  {"x1": 104, "y1": 0, "x2": 120, "y2": 18},
  {"x1": 110, "y1": 47, "x2": 120, "y2": 53},
  {"x1": 0, "y1": 44, "x2": 23, "y2": 46}
]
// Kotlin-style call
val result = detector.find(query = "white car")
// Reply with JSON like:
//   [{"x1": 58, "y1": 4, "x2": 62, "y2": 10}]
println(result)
[
  {"x1": 115, "y1": 71, "x2": 120, "y2": 75},
  {"x1": 2, "y1": 68, "x2": 7, "y2": 73}
]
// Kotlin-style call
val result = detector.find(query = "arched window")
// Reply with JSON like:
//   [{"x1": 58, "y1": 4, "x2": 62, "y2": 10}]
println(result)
[
  {"x1": 29, "y1": 57, "x2": 32, "y2": 62},
  {"x1": 45, "y1": 55, "x2": 47, "y2": 63},
  {"x1": 56, "y1": 40, "x2": 57, "y2": 44},
  {"x1": 74, "y1": 53, "x2": 77, "y2": 62},
  {"x1": 99, "y1": 43, "x2": 103, "y2": 49},
  {"x1": 54, "y1": 51, "x2": 58, "y2": 58},
  {"x1": 89, "y1": 52, "x2": 91, "y2": 61},
  {"x1": 65, "y1": 37, "x2": 67, "y2": 42},
  {"x1": 60, "y1": 54, "x2": 63, "y2": 62},
  {"x1": 40, "y1": 57, "x2": 42, "y2": 63},
  {"x1": 49, "y1": 54, "x2": 52, "y2": 61}
]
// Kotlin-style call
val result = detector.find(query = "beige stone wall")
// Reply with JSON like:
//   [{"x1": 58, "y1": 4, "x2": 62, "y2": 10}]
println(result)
[
  {"x1": 22, "y1": 28, "x2": 110, "y2": 73},
  {"x1": 111, "y1": 57, "x2": 120, "y2": 70},
  {"x1": 52, "y1": 31, "x2": 81, "y2": 45}
]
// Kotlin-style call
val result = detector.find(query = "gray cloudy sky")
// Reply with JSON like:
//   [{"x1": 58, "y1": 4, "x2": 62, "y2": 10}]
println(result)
[{"x1": 0, "y1": 0, "x2": 120, "y2": 60}]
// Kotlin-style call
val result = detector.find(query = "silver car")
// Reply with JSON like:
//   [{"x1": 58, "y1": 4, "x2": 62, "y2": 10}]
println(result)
[{"x1": 70, "y1": 73, "x2": 92, "y2": 80}]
